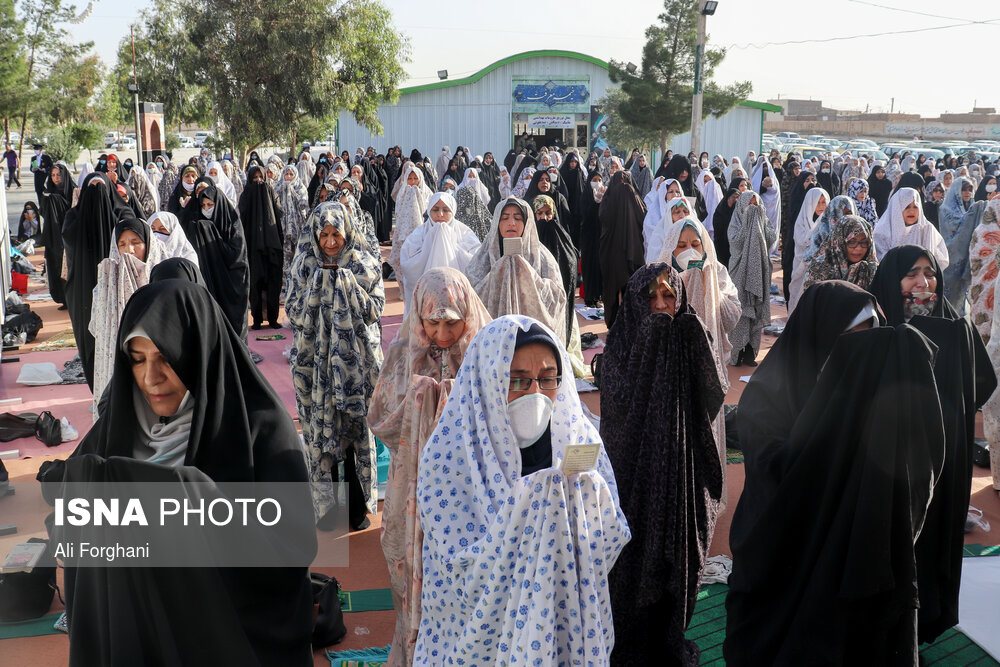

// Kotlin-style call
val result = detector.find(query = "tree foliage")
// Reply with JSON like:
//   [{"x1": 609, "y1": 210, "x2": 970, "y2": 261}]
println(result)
[
  {"x1": 110, "y1": 0, "x2": 211, "y2": 130},
  {"x1": 185, "y1": 0, "x2": 409, "y2": 159},
  {"x1": 12, "y1": 0, "x2": 93, "y2": 155},
  {"x1": 0, "y1": 0, "x2": 28, "y2": 142},
  {"x1": 44, "y1": 125, "x2": 79, "y2": 162},
  {"x1": 609, "y1": 0, "x2": 751, "y2": 152},
  {"x1": 36, "y1": 51, "x2": 103, "y2": 126},
  {"x1": 593, "y1": 88, "x2": 663, "y2": 156}
]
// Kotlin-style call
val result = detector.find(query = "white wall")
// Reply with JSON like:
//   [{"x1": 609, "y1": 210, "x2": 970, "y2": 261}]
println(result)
[
  {"x1": 337, "y1": 53, "x2": 615, "y2": 159},
  {"x1": 669, "y1": 105, "x2": 764, "y2": 161}
]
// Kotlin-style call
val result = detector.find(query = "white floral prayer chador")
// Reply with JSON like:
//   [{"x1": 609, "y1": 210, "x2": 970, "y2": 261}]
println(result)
[{"x1": 415, "y1": 315, "x2": 631, "y2": 664}]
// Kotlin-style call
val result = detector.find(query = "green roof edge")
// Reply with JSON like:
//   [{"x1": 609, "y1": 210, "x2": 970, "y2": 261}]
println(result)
[{"x1": 397, "y1": 49, "x2": 780, "y2": 113}]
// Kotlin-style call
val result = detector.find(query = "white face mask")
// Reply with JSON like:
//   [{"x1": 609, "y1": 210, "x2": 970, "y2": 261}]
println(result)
[
  {"x1": 547, "y1": 172, "x2": 558, "y2": 183},
  {"x1": 201, "y1": 205, "x2": 215, "y2": 218},
  {"x1": 181, "y1": 180, "x2": 194, "y2": 192},
  {"x1": 507, "y1": 393, "x2": 553, "y2": 449},
  {"x1": 701, "y1": 159, "x2": 708, "y2": 168},
  {"x1": 674, "y1": 247, "x2": 702, "y2": 270},
  {"x1": 987, "y1": 184, "x2": 997, "y2": 193},
  {"x1": 821, "y1": 168, "x2": 831, "y2": 173}
]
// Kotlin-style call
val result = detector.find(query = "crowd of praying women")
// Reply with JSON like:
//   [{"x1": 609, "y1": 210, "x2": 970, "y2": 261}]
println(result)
[{"x1": 14, "y1": 138, "x2": 1000, "y2": 665}]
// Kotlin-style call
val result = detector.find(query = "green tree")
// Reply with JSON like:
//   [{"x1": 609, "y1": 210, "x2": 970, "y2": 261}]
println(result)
[
  {"x1": 71, "y1": 121, "x2": 103, "y2": 162},
  {"x1": 186, "y1": 0, "x2": 409, "y2": 162},
  {"x1": 593, "y1": 88, "x2": 663, "y2": 156},
  {"x1": 43, "y1": 124, "x2": 79, "y2": 162},
  {"x1": 110, "y1": 0, "x2": 211, "y2": 130},
  {"x1": 94, "y1": 70, "x2": 129, "y2": 135},
  {"x1": 13, "y1": 0, "x2": 93, "y2": 157},
  {"x1": 609, "y1": 0, "x2": 751, "y2": 153},
  {"x1": 36, "y1": 51, "x2": 103, "y2": 126},
  {"x1": 0, "y1": 0, "x2": 27, "y2": 143}
]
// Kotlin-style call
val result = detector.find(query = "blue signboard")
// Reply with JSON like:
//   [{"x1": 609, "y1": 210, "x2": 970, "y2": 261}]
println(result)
[{"x1": 511, "y1": 76, "x2": 590, "y2": 113}]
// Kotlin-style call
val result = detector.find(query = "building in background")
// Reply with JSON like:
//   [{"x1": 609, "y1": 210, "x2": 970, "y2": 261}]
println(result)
[{"x1": 336, "y1": 50, "x2": 780, "y2": 161}]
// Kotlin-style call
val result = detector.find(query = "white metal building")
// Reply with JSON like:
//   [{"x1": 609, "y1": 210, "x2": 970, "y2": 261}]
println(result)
[
  {"x1": 668, "y1": 101, "x2": 782, "y2": 161},
  {"x1": 336, "y1": 49, "x2": 781, "y2": 160}
]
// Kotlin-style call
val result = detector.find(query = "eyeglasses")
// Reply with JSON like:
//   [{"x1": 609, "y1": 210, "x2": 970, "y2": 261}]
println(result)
[
  {"x1": 845, "y1": 239, "x2": 871, "y2": 250},
  {"x1": 508, "y1": 375, "x2": 562, "y2": 392}
]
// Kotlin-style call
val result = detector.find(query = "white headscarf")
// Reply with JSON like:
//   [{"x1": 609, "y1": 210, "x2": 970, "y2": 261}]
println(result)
[
  {"x1": 787, "y1": 188, "x2": 833, "y2": 312},
  {"x1": 457, "y1": 167, "x2": 490, "y2": 206},
  {"x1": 873, "y1": 187, "x2": 949, "y2": 269},
  {"x1": 399, "y1": 192, "x2": 481, "y2": 312},
  {"x1": 145, "y1": 211, "x2": 199, "y2": 266},
  {"x1": 414, "y1": 314, "x2": 629, "y2": 664},
  {"x1": 207, "y1": 160, "x2": 238, "y2": 206},
  {"x1": 697, "y1": 168, "x2": 724, "y2": 238},
  {"x1": 389, "y1": 164, "x2": 431, "y2": 286},
  {"x1": 646, "y1": 196, "x2": 698, "y2": 263},
  {"x1": 750, "y1": 157, "x2": 782, "y2": 251}
]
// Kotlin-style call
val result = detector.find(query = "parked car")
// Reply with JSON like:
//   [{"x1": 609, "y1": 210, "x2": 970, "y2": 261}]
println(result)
[
  {"x1": 114, "y1": 137, "x2": 137, "y2": 150},
  {"x1": 103, "y1": 132, "x2": 120, "y2": 148},
  {"x1": 175, "y1": 134, "x2": 195, "y2": 148},
  {"x1": 775, "y1": 131, "x2": 801, "y2": 140},
  {"x1": 193, "y1": 131, "x2": 214, "y2": 147}
]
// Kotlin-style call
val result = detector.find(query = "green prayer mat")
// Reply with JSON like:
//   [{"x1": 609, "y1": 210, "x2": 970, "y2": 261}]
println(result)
[
  {"x1": 725, "y1": 449, "x2": 744, "y2": 464},
  {"x1": 0, "y1": 612, "x2": 62, "y2": 640},
  {"x1": 338, "y1": 588, "x2": 393, "y2": 613},
  {"x1": 686, "y1": 583, "x2": 999, "y2": 666},
  {"x1": 326, "y1": 644, "x2": 390, "y2": 666},
  {"x1": 963, "y1": 543, "x2": 1000, "y2": 557}
]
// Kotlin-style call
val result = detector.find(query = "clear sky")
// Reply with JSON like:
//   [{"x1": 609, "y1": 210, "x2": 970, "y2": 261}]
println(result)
[{"x1": 69, "y1": 0, "x2": 997, "y2": 118}]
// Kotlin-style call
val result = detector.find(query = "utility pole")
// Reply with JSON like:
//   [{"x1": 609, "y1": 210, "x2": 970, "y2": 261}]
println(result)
[
  {"x1": 890, "y1": 97, "x2": 895, "y2": 115},
  {"x1": 129, "y1": 25, "x2": 143, "y2": 167},
  {"x1": 690, "y1": 1, "x2": 711, "y2": 156}
]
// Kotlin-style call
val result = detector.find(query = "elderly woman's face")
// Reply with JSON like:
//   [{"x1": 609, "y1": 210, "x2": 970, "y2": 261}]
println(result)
[
  {"x1": 649, "y1": 274, "x2": 676, "y2": 315},
  {"x1": 128, "y1": 336, "x2": 188, "y2": 418},
  {"x1": 117, "y1": 229, "x2": 147, "y2": 261},
  {"x1": 671, "y1": 205, "x2": 687, "y2": 223},
  {"x1": 666, "y1": 182, "x2": 682, "y2": 199},
  {"x1": 422, "y1": 318, "x2": 466, "y2": 349},
  {"x1": 318, "y1": 224, "x2": 345, "y2": 257}
]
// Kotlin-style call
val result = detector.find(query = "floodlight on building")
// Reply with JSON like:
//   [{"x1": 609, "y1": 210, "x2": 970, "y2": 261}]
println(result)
[
  {"x1": 437, "y1": 70, "x2": 448, "y2": 80},
  {"x1": 626, "y1": 62, "x2": 638, "y2": 75},
  {"x1": 702, "y1": 0, "x2": 718, "y2": 15}
]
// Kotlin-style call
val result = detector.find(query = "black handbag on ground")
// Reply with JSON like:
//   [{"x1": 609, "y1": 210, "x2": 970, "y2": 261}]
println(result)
[
  {"x1": 0, "y1": 538, "x2": 57, "y2": 622},
  {"x1": 310, "y1": 572, "x2": 347, "y2": 647}
]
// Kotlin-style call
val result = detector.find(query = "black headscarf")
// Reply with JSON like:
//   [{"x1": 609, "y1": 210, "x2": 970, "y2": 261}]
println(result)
[
  {"x1": 816, "y1": 160, "x2": 840, "y2": 197},
  {"x1": 40, "y1": 279, "x2": 314, "y2": 665},
  {"x1": 524, "y1": 170, "x2": 571, "y2": 224},
  {"x1": 868, "y1": 245, "x2": 997, "y2": 643},
  {"x1": 167, "y1": 165, "x2": 202, "y2": 214},
  {"x1": 579, "y1": 170, "x2": 604, "y2": 305},
  {"x1": 238, "y1": 167, "x2": 285, "y2": 263},
  {"x1": 150, "y1": 257, "x2": 206, "y2": 286},
  {"x1": 532, "y1": 198, "x2": 579, "y2": 343},
  {"x1": 599, "y1": 171, "x2": 648, "y2": 327},
  {"x1": 40, "y1": 163, "x2": 75, "y2": 304},
  {"x1": 558, "y1": 154, "x2": 588, "y2": 243},
  {"x1": 868, "y1": 245, "x2": 954, "y2": 325},
  {"x1": 601, "y1": 262, "x2": 725, "y2": 665},
  {"x1": 726, "y1": 280, "x2": 945, "y2": 665},
  {"x1": 867, "y1": 166, "x2": 892, "y2": 216},
  {"x1": 712, "y1": 188, "x2": 739, "y2": 267},
  {"x1": 503, "y1": 149, "x2": 517, "y2": 172},
  {"x1": 180, "y1": 182, "x2": 250, "y2": 339},
  {"x1": 894, "y1": 171, "x2": 926, "y2": 196},
  {"x1": 112, "y1": 216, "x2": 151, "y2": 256},
  {"x1": 15, "y1": 201, "x2": 41, "y2": 243},
  {"x1": 662, "y1": 154, "x2": 708, "y2": 219},
  {"x1": 974, "y1": 175, "x2": 997, "y2": 202},
  {"x1": 62, "y1": 172, "x2": 128, "y2": 388}
]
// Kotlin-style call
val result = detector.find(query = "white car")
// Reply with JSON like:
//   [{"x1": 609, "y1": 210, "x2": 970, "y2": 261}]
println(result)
[
  {"x1": 104, "y1": 132, "x2": 120, "y2": 148},
  {"x1": 193, "y1": 131, "x2": 213, "y2": 147},
  {"x1": 114, "y1": 137, "x2": 137, "y2": 150},
  {"x1": 176, "y1": 135, "x2": 195, "y2": 148}
]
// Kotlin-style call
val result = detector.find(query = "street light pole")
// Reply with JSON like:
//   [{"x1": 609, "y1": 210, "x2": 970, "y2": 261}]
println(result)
[
  {"x1": 129, "y1": 25, "x2": 143, "y2": 167},
  {"x1": 690, "y1": 1, "x2": 711, "y2": 156}
]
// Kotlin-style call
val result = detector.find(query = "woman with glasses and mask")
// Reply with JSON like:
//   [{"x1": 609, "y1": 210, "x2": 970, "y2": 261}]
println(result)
[
  {"x1": 414, "y1": 315, "x2": 630, "y2": 665},
  {"x1": 600, "y1": 263, "x2": 727, "y2": 665},
  {"x1": 801, "y1": 213, "x2": 878, "y2": 296}
]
